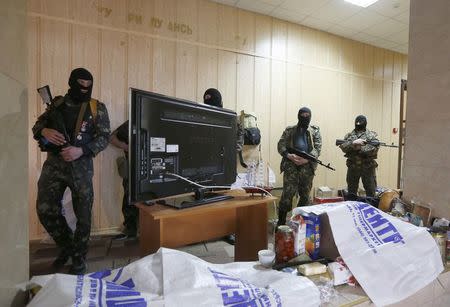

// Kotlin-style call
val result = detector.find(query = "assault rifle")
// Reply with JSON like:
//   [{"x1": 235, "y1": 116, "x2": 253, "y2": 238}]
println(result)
[
  {"x1": 287, "y1": 147, "x2": 336, "y2": 171},
  {"x1": 335, "y1": 139, "x2": 398, "y2": 148},
  {"x1": 37, "y1": 85, "x2": 70, "y2": 153}
]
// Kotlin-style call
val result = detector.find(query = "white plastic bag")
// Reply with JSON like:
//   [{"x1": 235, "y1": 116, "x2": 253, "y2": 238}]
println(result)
[
  {"x1": 24, "y1": 248, "x2": 321, "y2": 307},
  {"x1": 300, "y1": 201, "x2": 444, "y2": 306},
  {"x1": 61, "y1": 188, "x2": 77, "y2": 232}
]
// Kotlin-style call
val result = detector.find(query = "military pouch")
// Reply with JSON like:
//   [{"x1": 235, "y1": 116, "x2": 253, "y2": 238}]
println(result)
[{"x1": 116, "y1": 156, "x2": 128, "y2": 179}]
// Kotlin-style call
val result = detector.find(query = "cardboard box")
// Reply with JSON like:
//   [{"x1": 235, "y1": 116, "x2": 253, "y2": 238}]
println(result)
[
  {"x1": 316, "y1": 186, "x2": 333, "y2": 198},
  {"x1": 313, "y1": 196, "x2": 344, "y2": 204}
]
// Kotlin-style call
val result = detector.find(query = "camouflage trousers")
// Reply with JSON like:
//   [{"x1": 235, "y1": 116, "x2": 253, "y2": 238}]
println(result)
[
  {"x1": 36, "y1": 154, "x2": 94, "y2": 259},
  {"x1": 121, "y1": 178, "x2": 138, "y2": 235},
  {"x1": 279, "y1": 163, "x2": 315, "y2": 213},
  {"x1": 346, "y1": 165, "x2": 377, "y2": 197}
]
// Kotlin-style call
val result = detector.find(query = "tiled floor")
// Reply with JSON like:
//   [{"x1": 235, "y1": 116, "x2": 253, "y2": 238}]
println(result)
[
  {"x1": 29, "y1": 235, "x2": 244, "y2": 277},
  {"x1": 29, "y1": 229, "x2": 450, "y2": 307}
]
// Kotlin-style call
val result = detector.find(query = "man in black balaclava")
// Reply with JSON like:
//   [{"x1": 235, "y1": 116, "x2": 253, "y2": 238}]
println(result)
[
  {"x1": 203, "y1": 88, "x2": 223, "y2": 108},
  {"x1": 203, "y1": 88, "x2": 244, "y2": 245},
  {"x1": 339, "y1": 115, "x2": 379, "y2": 197},
  {"x1": 277, "y1": 107, "x2": 322, "y2": 226},
  {"x1": 68, "y1": 67, "x2": 93, "y2": 103},
  {"x1": 32, "y1": 67, "x2": 111, "y2": 274}
]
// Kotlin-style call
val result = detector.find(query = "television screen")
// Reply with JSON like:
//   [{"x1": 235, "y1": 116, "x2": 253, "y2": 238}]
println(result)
[{"x1": 129, "y1": 89, "x2": 237, "y2": 204}]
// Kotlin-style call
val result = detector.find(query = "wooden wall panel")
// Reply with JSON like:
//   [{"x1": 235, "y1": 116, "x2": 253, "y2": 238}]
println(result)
[
  {"x1": 153, "y1": 39, "x2": 176, "y2": 96},
  {"x1": 99, "y1": 0, "x2": 127, "y2": 29},
  {"x1": 127, "y1": 0, "x2": 155, "y2": 34},
  {"x1": 40, "y1": 0, "x2": 70, "y2": 19},
  {"x1": 154, "y1": 0, "x2": 177, "y2": 38},
  {"x1": 197, "y1": 47, "x2": 218, "y2": 103},
  {"x1": 287, "y1": 23, "x2": 302, "y2": 63},
  {"x1": 28, "y1": 0, "x2": 408, "y2": 238},
  {"x1": 236, "y1": 54, "x2": 254, "y2": 112},
  {"x1": 272, "y1": 20, "x2": 287, "y2": 59},
  {"x1": 254, "y1": 57, "x2": 271, "y2": 165},
  {"x1": 40, "y1": 19, "x2": 70, "y2": 98},
  {"x1": 98, "y1": 30, "x2": 127, "y2": 230},
  {"x1": 217, "y1": 50, "x2": 236, "y2": 110},
  {"x1": 270, "y1": 60, "x2": 286, "y2": 184},
  {"x1": 127, "y1": 35, "x2": 153, "y2": 93},
  {"x1": 72, "y1": 0, "x2": 100, "y2": 24},
  {"x1": 176, "y1": 0, "x2": 198, "y2": 42},
  {"x1": 198, "y1": 0, "x2": 217, "y2": 45},
  {"x1": 176, "y1": 42, "x2": 198, "y2": 101},
  {"x1": 217, "y1": 5, "x2": 237, "y2": 49},
  {"x1": 237, "y1": 10, "x2": 255, "y2": 53},
  {"x1": 254, "y1": 15, "x2": 271, "y2": 57}
]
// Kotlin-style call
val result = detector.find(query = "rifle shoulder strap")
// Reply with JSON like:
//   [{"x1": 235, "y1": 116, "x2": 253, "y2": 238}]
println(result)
[
  {"x1": 89, "y1": 98, "x2": 98, "y2": 124},
  {"x1": 73, "y1": 99, "x2": 98, "y2": 140},
  {"x1": 74, "y1": 102, "x2": 89, "y2": 140}
]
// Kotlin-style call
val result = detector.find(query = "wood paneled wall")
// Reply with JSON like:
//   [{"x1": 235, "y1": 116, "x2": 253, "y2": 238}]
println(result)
[{"x1": 27, "y1": 0, "x2": 408, "y2": 239}]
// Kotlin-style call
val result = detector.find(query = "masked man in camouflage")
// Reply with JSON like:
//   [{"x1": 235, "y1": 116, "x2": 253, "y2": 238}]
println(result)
[
  {"x1": 32, "y1": 68, "x2": 110, "y2": 274},
  {"x1": 203, "y1": 88, "x2": 244, "y2": 245},
  {"x1": 203, "y1": 88, "x2": 244, "y2": 152},
  {"x1": 339, "y1": 115, "x2": 379, "y2": 197},
  {"x1": 277, "y1": 107, "x2": 321, "y2": 226}
]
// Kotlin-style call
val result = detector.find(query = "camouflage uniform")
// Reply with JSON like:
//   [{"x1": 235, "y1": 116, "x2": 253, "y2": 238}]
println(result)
[
  {"x1": 278, "y1": 124, "x2": 322, "y2": 216},
  {"x1": 339, "y1": 129, "x2": 379, "y2": 197},
  {"x1": 113, "y1": 120, "x2": 139, "y2": 236},
  {"x1": 33, "y1": 94, "x2": 110, "y2": 261}
]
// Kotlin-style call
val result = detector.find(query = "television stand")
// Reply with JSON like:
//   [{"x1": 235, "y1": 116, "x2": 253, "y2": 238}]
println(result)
[
  {"x1": 137, "y1": 190, "x2": 276, "y2": 261},
  {"x1": 156, "y1": 188, "x2": 233, "y2": 209}
]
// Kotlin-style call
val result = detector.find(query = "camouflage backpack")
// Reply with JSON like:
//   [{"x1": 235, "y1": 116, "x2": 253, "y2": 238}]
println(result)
[{"x1": 239, "y1": 111, "x2": 261, "y2": 145}]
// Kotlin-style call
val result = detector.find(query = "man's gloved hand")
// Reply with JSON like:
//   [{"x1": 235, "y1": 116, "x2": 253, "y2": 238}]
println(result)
[
  {"x1": 352, "y1": 138, "x2": 366, "y2": 150},
  {"x1": 352, "y1": 138, "x2": 366, "y2": 145},
  {"x1": 41, "y1": 128, "x2": 66, "y2": 146},
  {"x1": 61, "y1": 146, "x2": 83, "y2": 162},
  {"x1": 287, "y1": 153, "x2": 309, "y2": 166}
]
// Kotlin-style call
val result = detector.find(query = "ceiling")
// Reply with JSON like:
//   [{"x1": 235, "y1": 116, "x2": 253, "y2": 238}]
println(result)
[{"x1": 211, "y1": 0, "x2": 409, "y2": 54}]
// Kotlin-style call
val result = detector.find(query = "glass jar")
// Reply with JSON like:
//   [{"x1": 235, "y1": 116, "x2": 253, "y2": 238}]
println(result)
[{"x1": 275, "y1": 225, "x2": 295, "y2": 264}]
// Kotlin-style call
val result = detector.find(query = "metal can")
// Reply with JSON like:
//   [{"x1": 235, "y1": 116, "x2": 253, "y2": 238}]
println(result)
[
  {"x1": 275, "y1": 226, "x2": 295, "y2": 264},
  {"x1": 431, "y1": 231, "x2": 446, "y2": 265}
]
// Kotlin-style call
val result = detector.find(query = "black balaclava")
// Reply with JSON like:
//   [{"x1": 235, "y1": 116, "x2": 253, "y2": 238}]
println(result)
[
  {"x1": 297, "y1": 107, "x2": 311, "y2": 128},
  {"x1": 68, "y1": 68, "x2": 93, "y2": 103},
  {"x1": 355, "y1": 115, "x2": 367, "y2": 131},
  {"x1": 203, "y1": 88, "x2": 223, "y2": 108}
]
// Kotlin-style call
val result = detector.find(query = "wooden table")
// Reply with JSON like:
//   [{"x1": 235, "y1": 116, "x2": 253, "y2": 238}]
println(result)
[{"x1": 137, "y1": 191, "x2": 276, "y2": 261}]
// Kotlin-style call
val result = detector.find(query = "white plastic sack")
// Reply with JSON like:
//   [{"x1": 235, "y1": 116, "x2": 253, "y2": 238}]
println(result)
[
  {"x1": 61, "y1": 188, "x2": 77, "y2": 232},
  {"x1": 24, "y1": 248, "x2": 320, "y2": 307},
  {"x1": 298, "y1": 201, "x2": 444, "y2": 306}
]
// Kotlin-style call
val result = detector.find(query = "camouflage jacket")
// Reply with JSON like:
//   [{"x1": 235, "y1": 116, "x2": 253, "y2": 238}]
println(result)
[
  {"x1": 32, "y1": 94, "x2": 110, "y2": 157},
  {"x1": 339, "y1": 129, "x2": 379, "y2": 166},
  {"x1": 278, "y1": 124, "x2": 322, "y2": 172}
]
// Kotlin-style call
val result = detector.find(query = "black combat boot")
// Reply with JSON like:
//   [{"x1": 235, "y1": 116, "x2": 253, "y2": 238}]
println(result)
[
  {"x1": 69, "y1": 256, "x2": 87, "y2": 275},
  {"x1": 52, "y1": 249, "x2": 71, "y2": 269}
]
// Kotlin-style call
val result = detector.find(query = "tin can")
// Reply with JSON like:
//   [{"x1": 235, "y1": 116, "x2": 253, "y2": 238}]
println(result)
[
  {"x1": 275, "y1": 226, "x2": 295, "y2": 264},
  {"x1": 431, "y1": 232, "x2": 446, "y2": 265}
]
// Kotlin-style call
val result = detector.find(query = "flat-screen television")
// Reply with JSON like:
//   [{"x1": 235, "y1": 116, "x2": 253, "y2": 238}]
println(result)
[{"x1": 129, "y1": 88, "x2": 237, "y2": 207}]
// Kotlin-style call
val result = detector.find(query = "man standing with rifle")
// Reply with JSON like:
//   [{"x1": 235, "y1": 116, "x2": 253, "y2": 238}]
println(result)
[
  {"x1": 32, "y1": 68, "x2": 110, "y2": 274},
  {"x1": 277, "y1": 107, "x2": 322, "y2": 226},
  {"x1": 338, "y1": 115, "x2": 379, "y2": 198}
]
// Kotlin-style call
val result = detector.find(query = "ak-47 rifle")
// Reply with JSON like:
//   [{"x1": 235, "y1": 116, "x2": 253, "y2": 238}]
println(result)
[
  {"x1": 287, "y1": 147, "x2": 336, "y2": 171},
  {"x1": 36, "y1": 85, "x2": 70, "y2": 153},
  {"x1": 335, "y1": 139, "x2": 398, "y2": 148}
]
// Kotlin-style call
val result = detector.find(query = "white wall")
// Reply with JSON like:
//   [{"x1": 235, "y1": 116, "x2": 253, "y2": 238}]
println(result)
[
  {"x1": 403, "y1": 0, "x2": 450, "y2": 219},
  {"x1": 0, "y1": 0, "x2": 29, "y2": 305}
]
